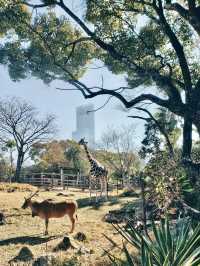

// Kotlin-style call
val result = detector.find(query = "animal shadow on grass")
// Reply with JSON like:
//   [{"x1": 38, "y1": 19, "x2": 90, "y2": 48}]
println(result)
[
  {"x1": 77, "y1": 196, "x2": 120, "y2": 210},
  {"x1": 0, "y1": 234, "x2": 61, "y2": 246}
]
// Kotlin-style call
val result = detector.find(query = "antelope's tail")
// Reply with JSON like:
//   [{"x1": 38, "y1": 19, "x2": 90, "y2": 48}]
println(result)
[{"x1": 75, "y1": 214, "x2": 78, "y2": 221}]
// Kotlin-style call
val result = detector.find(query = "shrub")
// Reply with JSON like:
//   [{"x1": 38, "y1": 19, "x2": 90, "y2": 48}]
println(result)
[{"x1": 111, "y1": 218, "x2": 200, "y2": 266}]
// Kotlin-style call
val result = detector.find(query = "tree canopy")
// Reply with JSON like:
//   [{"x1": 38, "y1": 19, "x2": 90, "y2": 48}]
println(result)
[
  {"x1": 1, "y1": 0, "x2": 200, "y2": 167},
  {"x1": 0, "y1": 1, "x2": 95, "y2": 83}
]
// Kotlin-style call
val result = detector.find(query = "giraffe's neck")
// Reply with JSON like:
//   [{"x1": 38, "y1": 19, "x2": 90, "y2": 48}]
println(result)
[{"x1": 83, "y1": 143, "x2": 94, "y2": 165}]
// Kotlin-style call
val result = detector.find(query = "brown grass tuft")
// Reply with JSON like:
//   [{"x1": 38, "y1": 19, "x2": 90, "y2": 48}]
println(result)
[{"x1": 0, "y1": 182, "x2": 37, "y2": 192}]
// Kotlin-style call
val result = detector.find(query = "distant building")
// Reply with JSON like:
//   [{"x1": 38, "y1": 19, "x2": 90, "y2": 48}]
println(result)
[{"x1": 72, "y1": 104, "x2": 95, "y2": 147}]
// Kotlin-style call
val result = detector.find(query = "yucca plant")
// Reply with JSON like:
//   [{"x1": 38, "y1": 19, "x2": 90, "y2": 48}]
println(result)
[{"x1": 112, "y1": 218, "x2": 200, "y2": 266}]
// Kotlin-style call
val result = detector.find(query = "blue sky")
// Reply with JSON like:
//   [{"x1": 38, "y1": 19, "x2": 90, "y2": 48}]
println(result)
[
  {"x1": 0, "y1": 61, "x2": 144, "y2": 144},
  {"x1": 0, "y1": 0, "x2": 145, "y2": 146}
]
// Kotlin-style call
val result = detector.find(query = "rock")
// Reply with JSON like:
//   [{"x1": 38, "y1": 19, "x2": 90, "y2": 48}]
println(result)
[
  {"x1": 134, "y1": 221, "x2": 144, "y2": 231},
  {"x1": 56, "y1": 192, "x2": 64, "y2": 196},
  {"x1": 103, "y1": 209, "x2": 135, "y2": 223},
  {"x1": 53, "y1": 237, "x2": 73, "y2": 252},
  {"x1": 33, "y1": 255, "x2": 56, "y2": 266},
  {"x1": 56, "y1": 193, "x2": 74, "y2": 197},
  {"x1": 0, "y1": 212, "x2": 6, "y2": 225},
  {"x1": 7, "y1": 188, "x2": 15, "y2": 193},
  {"x1": 74, "y1": 232, "x2": 87, "y2": 241},
  {"x1": 46, "y1": 198, "x2": 54, "y2": 201},
  {"x1": 9, "y1": 246, "x2": 34, "y2": 263},
  {"x1": 76, "y1": 246, "x2": 94, "y2": 255}
]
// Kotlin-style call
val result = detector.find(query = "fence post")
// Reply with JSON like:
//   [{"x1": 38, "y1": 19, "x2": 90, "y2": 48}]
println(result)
[
  {"x1": 66, "y1": 175, "x2": 69, "y2": 190},
  {"x1": 60, "y1": 168, "x2": 65, "y2": 190},
  {"x1": 41, "y1": 172, "x2": 43, "y2": 186},
  {"x1": 76, "y1": 170, "x2": 79, "y2": 187},
  {"x1": 50, "y1": 174, "x2": 54, "y2": 189}
]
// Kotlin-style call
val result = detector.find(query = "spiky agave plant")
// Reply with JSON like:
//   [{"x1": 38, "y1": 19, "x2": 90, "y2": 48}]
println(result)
[{"x1": 111, "y1": 218, "x2": 200, "y2": 266}]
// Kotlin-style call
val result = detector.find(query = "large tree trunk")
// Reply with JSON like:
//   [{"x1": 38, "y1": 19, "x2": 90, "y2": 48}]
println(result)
[
  {"x1": 180, "y1": 111, "x2": 200, "y2": 184},
  {"x1": 14, "y1": 150, "x2": 24, "y2": 182},
  {"x1": 194, "y1": 120, "x2": 200, "y2": 138},
  {"x1": 182, "y1": 113, "x2": 192, "y2": 159}
]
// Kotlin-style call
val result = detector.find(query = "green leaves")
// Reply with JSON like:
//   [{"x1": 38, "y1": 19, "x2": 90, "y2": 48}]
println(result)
[
  {"x1": 0, "y1": 3, "x2": 95, "y2": 83},
  {"x1": 85, "y1": 0, "x2": 198, "y2": 87},
  {"x1": 0, "y1": 0, "x2": 199, "y2": 98}
]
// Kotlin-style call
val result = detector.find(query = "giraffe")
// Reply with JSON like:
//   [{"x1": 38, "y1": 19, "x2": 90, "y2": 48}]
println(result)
[{"x1": 78, "y1": 138, "x2": 108, "y2": 202}]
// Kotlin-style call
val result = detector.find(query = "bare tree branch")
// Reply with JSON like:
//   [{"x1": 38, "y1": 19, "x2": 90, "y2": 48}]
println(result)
[
  {"x1": 0, "y1": 97, "x2": 56, "y2": 181},
  {"x1": 20, "y1": 1, "x2": 56, "y2": 9},
  {"x1": 154, "y1": 0, "x2": 192, "y2": 94}
]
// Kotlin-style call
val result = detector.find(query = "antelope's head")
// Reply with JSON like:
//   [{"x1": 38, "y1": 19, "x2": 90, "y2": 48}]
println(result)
[
  {"x1": 21, "y1": 190, "x2": 39, "y2": 209},
  {"x1": 78, "y1": 138, "x2": 88, "y2": 145}
]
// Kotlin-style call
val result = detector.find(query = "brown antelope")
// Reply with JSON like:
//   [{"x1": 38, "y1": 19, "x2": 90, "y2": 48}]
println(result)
[{"x1": 21, "y1": 190, "x2": 78, "y2": 235}]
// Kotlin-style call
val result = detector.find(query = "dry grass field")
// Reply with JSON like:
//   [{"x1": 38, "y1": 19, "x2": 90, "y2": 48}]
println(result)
[{"x1": 0, "y1": 184, "x2": 138, "y2": 266}]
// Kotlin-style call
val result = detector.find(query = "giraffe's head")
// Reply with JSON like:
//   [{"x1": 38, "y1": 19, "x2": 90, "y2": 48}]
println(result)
[{"x1": 78, "y1": 138, "x2": 88, "y2": 145}]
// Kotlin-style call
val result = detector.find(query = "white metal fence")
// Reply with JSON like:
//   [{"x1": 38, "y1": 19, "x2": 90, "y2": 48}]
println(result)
[{"x1": 21, "y1": 171, "x2": 90, "y2": 189}]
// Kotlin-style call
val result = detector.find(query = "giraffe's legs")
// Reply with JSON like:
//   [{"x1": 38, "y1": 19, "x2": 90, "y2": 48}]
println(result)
[
  {"x1": 95, "y1": 187, "x2": 98, "y2": 203},
  {"x1": 94, "y1": 181, "x2": 99, "y2": 203},
  {"x1": 100, "y1": 177, "x2": 107, "y2": 201},
  {"x1": 90, "y1": 178, "x2": 97, "y2": 203},
  {"x1": 104, "y1": 178, "x2": 108, "y2": 201},
  {"x1": 89, "y1": 180, "x2": 92, "y2": 202},
  {"x1": 100, "y1": 179, "x2": 103, "y2": 198}
]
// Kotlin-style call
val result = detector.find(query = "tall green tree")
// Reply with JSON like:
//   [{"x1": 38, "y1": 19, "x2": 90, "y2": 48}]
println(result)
[
  {"x1": 1, "y1": 1, "x2": 200, "y2": 172},
  {"x1": 65, "y1": 145, "x2": 83, "y2": 173},
  {"x1": 29, "y1": 140, "x2": 88, "y2": 173}
]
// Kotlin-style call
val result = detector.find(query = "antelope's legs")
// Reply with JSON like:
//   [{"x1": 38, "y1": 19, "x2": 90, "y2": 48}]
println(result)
[
  {"x1": 45, "y1": 219, "x2": 49, "y2": 235},
  {"x1": 69, "y1": 215, "x2": 75, "y2": 233}
]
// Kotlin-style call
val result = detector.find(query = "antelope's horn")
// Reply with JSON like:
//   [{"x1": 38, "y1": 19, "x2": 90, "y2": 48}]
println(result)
[{"x1": 29, "y1": 190, "x2": 39, "y2": 199}]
